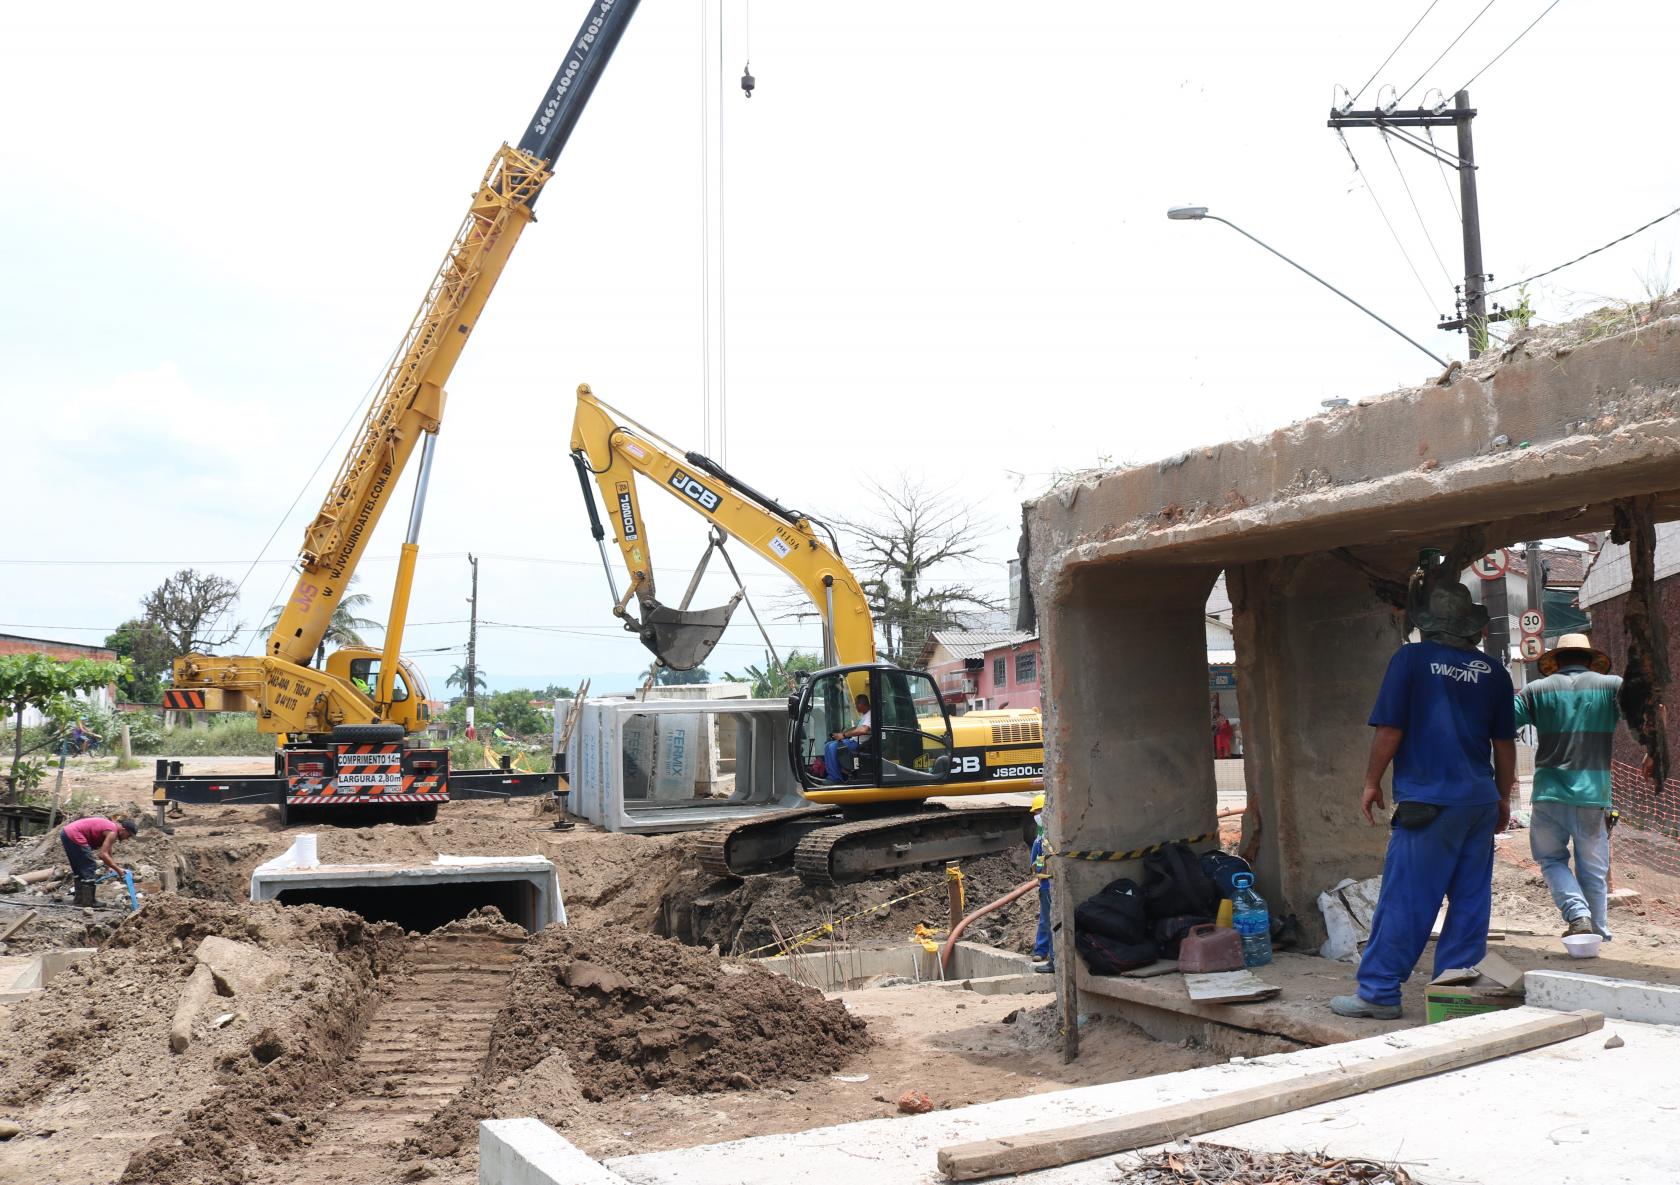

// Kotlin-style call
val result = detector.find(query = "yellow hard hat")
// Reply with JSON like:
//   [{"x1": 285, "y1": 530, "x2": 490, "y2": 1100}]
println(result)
[{"x1": 1030, "y1": 793, "x2": 1046, "y2": 813}]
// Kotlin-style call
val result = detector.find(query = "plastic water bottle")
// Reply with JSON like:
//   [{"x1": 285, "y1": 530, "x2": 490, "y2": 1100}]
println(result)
[{"x1": 1229, "y1": 872, "x2": 1272, "y2": 967}]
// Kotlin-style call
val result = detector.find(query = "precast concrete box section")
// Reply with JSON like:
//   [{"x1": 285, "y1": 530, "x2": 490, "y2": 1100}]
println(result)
[
  {"x1": 250, "y1": 836, "x2": 565, "y2": 932},
  {"x1": 1020, "y1": 301, "x2": 1680, "y2": 1052}
]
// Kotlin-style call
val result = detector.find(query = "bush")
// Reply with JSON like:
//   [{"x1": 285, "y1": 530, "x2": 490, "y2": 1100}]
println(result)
[
  {"x1": 135, "y1": 714, "x2": 276, "y2": 757},
  {"x1": 448, "y1": 736, "x2": 551, "y2": 774}
]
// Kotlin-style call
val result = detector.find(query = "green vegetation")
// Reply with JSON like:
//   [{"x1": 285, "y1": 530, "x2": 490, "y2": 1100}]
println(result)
[
  {"x1": 134, "y1": 714, "x2": 275, "y2": 757},
  {"x1": 735, "y1": 649, "x2": 826, "y2": 697},
  {"x1": 1, "y1": 653, "x2": 130, "y2": 797}
]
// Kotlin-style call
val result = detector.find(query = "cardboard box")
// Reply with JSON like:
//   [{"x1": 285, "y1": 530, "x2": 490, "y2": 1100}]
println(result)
[{"x1": 1425, "y1": 951, "x2": 1526, "y2": 1024}]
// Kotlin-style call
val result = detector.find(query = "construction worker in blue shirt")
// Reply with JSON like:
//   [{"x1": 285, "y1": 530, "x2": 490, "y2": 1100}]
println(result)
[
  {"x1": 1029, "y1": 793, "x2": 1053, "y2": 972},
  {"x1": 1332, "y1": 580, "x2": 1517, "y2": 1020},
  {"x1": 1513, "y1": 632, "x2": 1640, "y2": 941}
]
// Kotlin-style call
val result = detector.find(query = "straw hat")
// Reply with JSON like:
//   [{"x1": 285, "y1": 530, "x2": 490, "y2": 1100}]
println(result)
[{"x1": 1538, "y1": 632, "x2": 1612, "y2": 676}]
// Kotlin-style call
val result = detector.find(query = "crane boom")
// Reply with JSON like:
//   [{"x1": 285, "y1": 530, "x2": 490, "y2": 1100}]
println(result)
[
  {"x1": 174, "y1": 0, "x2": 640, "y2": 741},
  {"x1": 268, "y1": 0, "x2": 641, "y2": 669}
]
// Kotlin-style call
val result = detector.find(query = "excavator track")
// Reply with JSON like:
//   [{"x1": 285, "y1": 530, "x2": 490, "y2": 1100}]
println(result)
[
  {"x1": 695, "y1": 806, "x2": 843, "y2": 878},
  {"x1": 791, "y1": 804, "x2": 1032, "y2": 887}
]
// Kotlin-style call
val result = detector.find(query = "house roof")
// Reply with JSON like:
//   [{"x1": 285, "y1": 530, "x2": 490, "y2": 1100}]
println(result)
[
  {"x1": 919, "y1": 630, "x2": 1034, "y2": 666},
  {"x1": 1579, "y1": 522, "x2": 1680, "y2": 607},
  {"x1": 1509, "y1": 546, "x2": 1591, "y2": 588}
]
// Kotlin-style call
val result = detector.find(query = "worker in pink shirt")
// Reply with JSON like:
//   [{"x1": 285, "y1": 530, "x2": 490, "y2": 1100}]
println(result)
[{"x1": 60, "y1": 816, "x2": 138, "y2": 882}]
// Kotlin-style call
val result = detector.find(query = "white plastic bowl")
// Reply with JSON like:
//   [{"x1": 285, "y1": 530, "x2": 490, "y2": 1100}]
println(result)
[{"x1": 1562, "y1": 933, "x2": 1602, "y2": 959}]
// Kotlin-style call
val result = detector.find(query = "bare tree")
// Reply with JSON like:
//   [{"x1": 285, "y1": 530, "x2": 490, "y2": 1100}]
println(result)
[
  {"x1": 833, "y1": 477, "x2": 1002, "y2": 667},
  {"x1": 141, "y1": 568, "x2": 242, "y2": 658}
]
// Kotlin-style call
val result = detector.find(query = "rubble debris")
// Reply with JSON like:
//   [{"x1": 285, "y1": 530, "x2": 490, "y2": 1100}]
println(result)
[
  {"x1": 1117, "y1": 1142, "x2": 1420, "y2": 1184},
  {"x1": 897, "y1": 1089, "x2": 935, "y2": 1114}
]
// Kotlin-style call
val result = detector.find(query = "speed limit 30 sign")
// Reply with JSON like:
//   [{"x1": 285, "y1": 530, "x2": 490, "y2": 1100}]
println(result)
[{"x1": 1518, "y1": 609, "x2": 1544, "y2": 637}]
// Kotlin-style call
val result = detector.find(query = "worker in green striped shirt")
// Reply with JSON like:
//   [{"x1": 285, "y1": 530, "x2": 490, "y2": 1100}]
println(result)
[{"x1": 1512, "y1": 632, "x2": 1625, "y2": 941}]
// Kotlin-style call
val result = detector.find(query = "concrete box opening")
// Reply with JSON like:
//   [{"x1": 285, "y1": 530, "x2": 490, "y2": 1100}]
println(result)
[
  {"x1": 271, "y1": 877, "x2": 540, "y2": 933},
  {"x1": 568, "y1": 697, "x2": 805, "y2": 833},
  {"x1": 250, "y1": 842, "x2": 565, "y2": 933}
]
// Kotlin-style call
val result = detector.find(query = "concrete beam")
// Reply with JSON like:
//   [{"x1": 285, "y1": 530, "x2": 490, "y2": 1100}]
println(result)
[
  {"x1": 1526, "y1": 969, "x2": 1680, "y2": 1025},
  {"x1": 479, "y1": 1118, "x2": 630, "y2": 1185}
]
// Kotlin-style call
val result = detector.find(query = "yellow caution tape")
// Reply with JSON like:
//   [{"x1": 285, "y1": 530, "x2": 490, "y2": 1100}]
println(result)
[{"x1": 1059, "y1": 831, "x2": 1218, "y2": 862}]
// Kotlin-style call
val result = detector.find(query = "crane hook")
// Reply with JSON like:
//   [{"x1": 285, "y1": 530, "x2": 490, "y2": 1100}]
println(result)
[{"x1": 741, "y1": 61, "x2": 755, "y2": 98}]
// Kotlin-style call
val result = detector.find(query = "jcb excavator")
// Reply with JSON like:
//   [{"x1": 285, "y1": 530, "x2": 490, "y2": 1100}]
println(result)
[
  {"x1": 569, "y1": 387, "x2": 1045, "y2": 884},
  {"x1": 155, "y1": 0, "x2": 644, "y2": 823}
]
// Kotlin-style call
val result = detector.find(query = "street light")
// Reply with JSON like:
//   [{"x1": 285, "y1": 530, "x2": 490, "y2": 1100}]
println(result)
[{"x1": 1166, "y1": 205, "x2": 1446, "y2": 367}]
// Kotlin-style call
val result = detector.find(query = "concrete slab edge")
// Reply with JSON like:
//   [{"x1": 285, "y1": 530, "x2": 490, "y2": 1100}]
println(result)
[
  {"x1": 480, "y1": 1118, "x2": 630, "y2": 1185},
  {"x1": 925, "y1": 973, "x2": 1055, "y2": 996},
  {"x1": 1526, "y1": 970, "x2": 1680, "y2": 1027}
]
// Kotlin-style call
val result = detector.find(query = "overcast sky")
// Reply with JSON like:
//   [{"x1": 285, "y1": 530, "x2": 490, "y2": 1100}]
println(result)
[{"x1": 4, "y1": 1, "x2": 1677, "y2": 695}]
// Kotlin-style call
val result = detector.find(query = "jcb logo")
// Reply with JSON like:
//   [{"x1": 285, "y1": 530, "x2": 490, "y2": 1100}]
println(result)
[
  {"x1": 951, "y1": 755, "x2": 982, "y2": 775},
  {"x1": 669, "y1": 470, "x2": 721, "y2": 512}
]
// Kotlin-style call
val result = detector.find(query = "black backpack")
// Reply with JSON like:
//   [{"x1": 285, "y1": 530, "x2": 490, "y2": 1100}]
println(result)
[
  {"x1": 1142, "y1": 842, "x2": 1220, "y2": 921},
  {"x1": 1152, "y1": 914, "x2": 1215, "y2": 958},
  {"x1": 1075, "y1": 929, "x2": 1159, "y2": 975},
  {"x1": 1073, "y1": 877, "x2": 1149, "y2": 946}
]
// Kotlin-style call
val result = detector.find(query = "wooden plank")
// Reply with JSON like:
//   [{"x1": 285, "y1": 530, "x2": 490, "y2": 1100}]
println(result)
[
  {"x1": 0, "y1": 909, "x2": 37, "y2": 943},
  {"x1": 937, "y1": 1009, "x2": 1602, "y2": 1181},
  {"x1": 1120, "y1": 960, "x2": 1179, "y2": 979}
]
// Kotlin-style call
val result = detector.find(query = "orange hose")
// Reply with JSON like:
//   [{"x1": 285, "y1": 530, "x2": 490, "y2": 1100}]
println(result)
[{"x1": 940, "y1": 877, "x2": 1039, "y2": 972}]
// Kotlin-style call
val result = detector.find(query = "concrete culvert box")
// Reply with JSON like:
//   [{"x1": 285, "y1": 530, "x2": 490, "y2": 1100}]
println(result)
[{"x1": 249, "y1": 838, "x2": 564, "y2": 932}]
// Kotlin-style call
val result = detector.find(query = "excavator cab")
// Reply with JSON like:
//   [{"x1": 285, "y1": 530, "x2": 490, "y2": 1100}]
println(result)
[{"x1": 789, "y1": 664, "x2": 955, "y2": 796}]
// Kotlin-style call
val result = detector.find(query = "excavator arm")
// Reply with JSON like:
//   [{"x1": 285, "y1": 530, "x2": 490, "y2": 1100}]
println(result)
[
  {"x1": 169, "y1": 0, "x2": 642, "y2": 735},
  {"x1": 569, "y1": 385, "x2": 876, "y2": 672}
]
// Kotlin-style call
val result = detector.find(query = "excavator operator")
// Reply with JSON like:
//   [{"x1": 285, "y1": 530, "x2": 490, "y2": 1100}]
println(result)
[{"x1": 824, "y1": 693, "x2": 872, "y2": 782}]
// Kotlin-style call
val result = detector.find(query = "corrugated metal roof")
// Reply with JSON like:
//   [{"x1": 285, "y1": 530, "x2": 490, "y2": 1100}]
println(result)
[
  {"x1": 1579, "y1": 522, "x2": 1680, "y2": 607},
  {"x1": 924, "y1": 630, "x2": 1034, "y2": 661}
]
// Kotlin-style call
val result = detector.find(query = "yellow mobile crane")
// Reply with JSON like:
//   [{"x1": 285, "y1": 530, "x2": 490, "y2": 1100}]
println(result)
[
  {"x1": 156, "y1": 0, "x2": 644, "y2": 823},
  {"x1": 570, "y1": 388, "x2": 1045, "y2": 884}
]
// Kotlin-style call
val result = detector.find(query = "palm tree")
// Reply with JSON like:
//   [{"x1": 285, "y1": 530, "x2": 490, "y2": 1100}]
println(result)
[
  {"x1": 447, "y1": 665, "x2": 487, "y2": 696},
  {"x1": 263, "y1": 575, "x2": 383, "y2": 668}
]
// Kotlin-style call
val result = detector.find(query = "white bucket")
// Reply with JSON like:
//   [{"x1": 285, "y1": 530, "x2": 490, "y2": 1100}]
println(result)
[
  {"x1": 1562, "y1": 932, "x2": 1602, "y2": 959},
  {"x1": 291, "y1": 833, "x2": 319, "y2": 868}
]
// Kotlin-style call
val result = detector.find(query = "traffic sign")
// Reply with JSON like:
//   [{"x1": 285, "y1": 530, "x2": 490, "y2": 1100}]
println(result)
[
  {"x1": 1471, "y1": 550, "x2": 1510, "y2": 581},
  {"x1": 1519, "y1": 635, "x2": 1545, "y2": 661},
  {"x1": 1518, "y1": 609, "x2": 1544, "y2": 637}
]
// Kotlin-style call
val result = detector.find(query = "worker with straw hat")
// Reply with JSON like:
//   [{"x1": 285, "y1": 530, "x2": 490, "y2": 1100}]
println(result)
[{"x1": 1514, "y1": 632, "x2": 1632, "y2": 941}]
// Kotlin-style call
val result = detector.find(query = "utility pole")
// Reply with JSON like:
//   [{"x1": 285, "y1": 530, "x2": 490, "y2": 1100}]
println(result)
[
  {"x1": 1453, "y1": 90, "x2": 1489, "y2": 358},
  {"x1": 1328, "y1": 89, "x2": 1508, "y2": 360},
  {"x1": 1524, "y1": 539, "x2": 1547, "y2": 680},
  {"x1": 465, "y1": 553, "x2": 480, "y2": 737}
]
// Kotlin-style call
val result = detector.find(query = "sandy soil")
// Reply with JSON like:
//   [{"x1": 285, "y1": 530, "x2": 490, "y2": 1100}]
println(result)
[{"x1": 4, "y1": 759, "x2": 1680, "y2": 1185}]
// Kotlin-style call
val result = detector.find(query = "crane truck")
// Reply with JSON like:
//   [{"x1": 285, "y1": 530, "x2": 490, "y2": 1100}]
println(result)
[
  {"x1": 155, "y1": 0, "x2": 644, "y2": 825},
  {"x1": 569, "y1": 387, "x2": 1046, "y2": 884}
]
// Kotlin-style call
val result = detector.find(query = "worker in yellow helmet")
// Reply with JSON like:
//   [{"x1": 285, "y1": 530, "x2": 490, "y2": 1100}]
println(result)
[{"x1": 1029, "y1": 793, "x2": 1052, "y2": 972}]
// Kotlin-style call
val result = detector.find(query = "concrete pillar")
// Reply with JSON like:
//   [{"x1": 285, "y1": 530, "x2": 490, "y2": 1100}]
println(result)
[
  {"x1": 1229, "y1": 554, "x2": 1404, "y2": 947},
  {"x1": 1040, "y1": 561, "x2": 1220, "y2": 1051}
]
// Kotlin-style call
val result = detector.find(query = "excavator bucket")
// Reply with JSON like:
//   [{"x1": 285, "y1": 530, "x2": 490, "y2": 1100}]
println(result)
[{"x1": 643, "y1": 593, "x2": 743, "y2": 671}]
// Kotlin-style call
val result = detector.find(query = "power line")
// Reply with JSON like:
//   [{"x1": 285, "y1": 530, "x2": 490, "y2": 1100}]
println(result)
[
  {"x1": 1338, "y1": 133, "x2": 1443, "y2": 319},
  {"x1": 1397, "y1": 0, "x2": 1498, "y2": 103},
  {"x1": 1425, "y1": 126, "x2": 1462, "y2": 219},
  {"x1": 1351, "y1": 0, "x2": 1442, "y2": 104},
  {"x1": 1382, "y1": 129, "x2": 1456, "y2": 288},
  {"x1": 1486, "y1": 205, "x2": 1680, "y2": 296},
  {"x1": 1458, "y1": 0, "x2": 1564, "y2": 93}
]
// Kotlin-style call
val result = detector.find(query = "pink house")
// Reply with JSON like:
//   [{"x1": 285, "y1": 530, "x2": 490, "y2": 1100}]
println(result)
[
  {"x1": 977, "y1": 635, "x2": 1041, "y2": 712},
  {"x1": 916, "y1": 630, "x2": 1035, "y2": 714}
]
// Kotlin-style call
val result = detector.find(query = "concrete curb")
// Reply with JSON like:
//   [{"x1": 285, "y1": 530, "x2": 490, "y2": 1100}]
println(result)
[
  {"x1": 480, "y1": 1118, "x2": 630, "y2": 1185},
  {"x1": 1526, "y1": 970, "x2": 1680, "y2": 1026}
]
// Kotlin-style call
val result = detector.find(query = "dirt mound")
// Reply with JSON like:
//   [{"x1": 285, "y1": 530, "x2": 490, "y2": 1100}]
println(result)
[
  {"x1": 0, "y1": 895, "x2": 404, "y2": 1185},
  {"x1": 660, "y1": 847, "x2": 1040, "y2": 956},
  {"x1": 497, "y1": 926, "x2": 868, "y2": 1098},
  {"x1": 407, "y1": 923, "x2": 869, "y2": 1160}
]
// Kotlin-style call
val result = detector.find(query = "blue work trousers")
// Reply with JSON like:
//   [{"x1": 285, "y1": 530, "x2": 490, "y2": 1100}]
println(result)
[
  {"x1": 1356, "y1": 801, "x2": 1497, "y2": 1007},
  {"x1": 1530, "y1": 801, "x2": 1613, "y2": 939},
  {"x1": 822, "y1": 738, "x2": 859, "y2": 781},
  {"x1": 1033, "y1": 877, "x2": 1052, "y2": 960}
]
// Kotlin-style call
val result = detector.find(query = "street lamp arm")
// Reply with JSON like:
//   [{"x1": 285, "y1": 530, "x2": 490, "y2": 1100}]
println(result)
[{"x1": 1202, "y1": 214, "x2": 1447, "y2": 368}]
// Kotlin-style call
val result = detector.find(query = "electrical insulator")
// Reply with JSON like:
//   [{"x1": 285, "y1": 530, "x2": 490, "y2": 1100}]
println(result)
[{"x1": 741, "y1": 63, "x2": 755, "y2": 98}]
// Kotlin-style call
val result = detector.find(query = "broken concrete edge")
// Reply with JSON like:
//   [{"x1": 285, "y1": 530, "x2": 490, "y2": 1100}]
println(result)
[
  {"x1": 480, "y1": 1117, "x2": 631, "y2": 1185},
  {"x1": 0, "y1": 947, "x2": 95, "y2": 1003},
  {"x1": 1525, "y1": 969, "x2": 1680, "y2": 1026}
]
